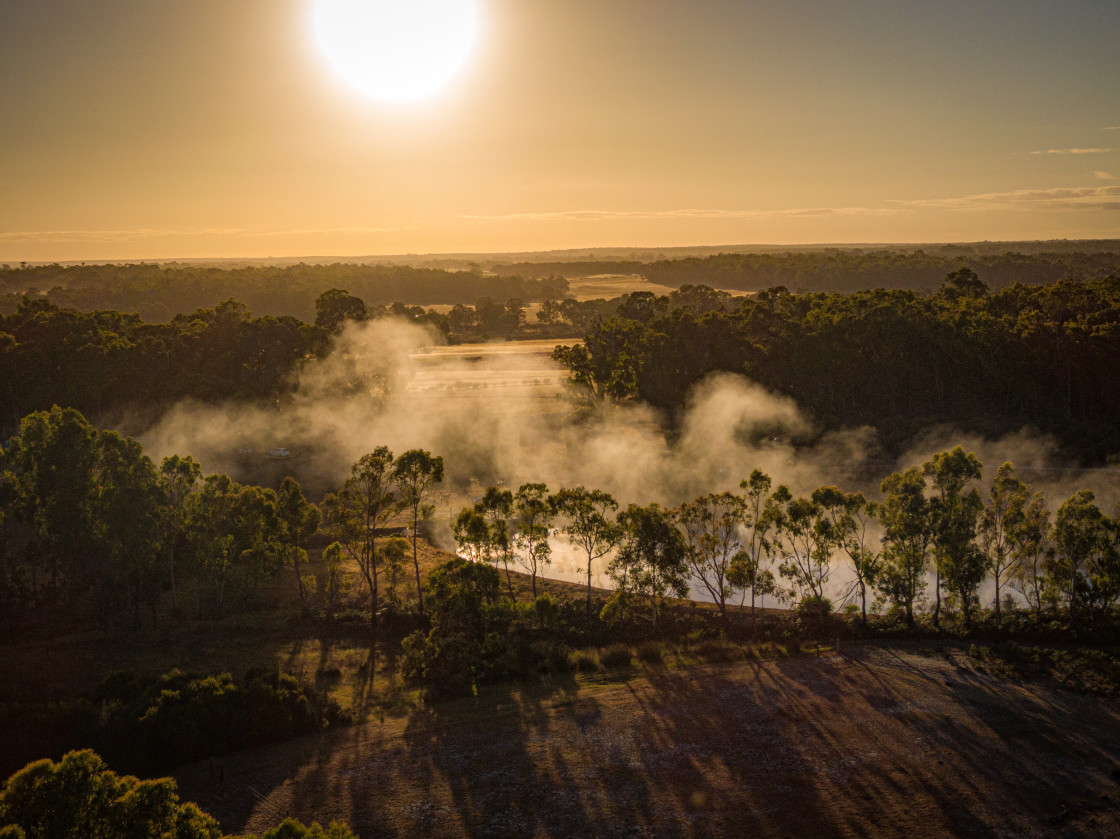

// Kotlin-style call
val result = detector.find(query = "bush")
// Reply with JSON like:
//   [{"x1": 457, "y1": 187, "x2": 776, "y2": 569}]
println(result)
[
  {"x1": 600, "y1": 644, "x2": 633, "y2": 669},
  {"x1": 694, "y1": 639, "x2": 739, "y2": 663},
  {"x1": 636, "y1": 642, "x2": 664, "y2": 665},
  {"x1": 796, "y1": 595, "x2": 833, "y2": 619},
  {"x1": 571, "y1": 652, "x2": 600, "y2": 673}
]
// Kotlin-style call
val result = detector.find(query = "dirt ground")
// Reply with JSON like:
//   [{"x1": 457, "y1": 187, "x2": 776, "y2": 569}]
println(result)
[{"x1": 177, "y1": 645, "x2": 1120, "y2": 838}]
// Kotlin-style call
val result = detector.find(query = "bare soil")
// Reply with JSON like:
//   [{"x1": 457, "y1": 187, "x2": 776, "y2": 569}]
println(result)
[{"x1": 177, "y1": 645, "x2": 1120, "y2": 838}]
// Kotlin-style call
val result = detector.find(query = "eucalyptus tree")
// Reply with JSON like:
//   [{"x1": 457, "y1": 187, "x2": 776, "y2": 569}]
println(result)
[
  {"x1": 513, "y1": 482, "x2": 554, "y2": 598},
  {"x1": 978, "y1": 463, "x2": 1029, "y2": 625},
  {"x1": 553, "y1": 485, "x2": 622, "y2": 625},
  {"x1": 277, "y1": 476, "x2": 322, "y2": 614},
  {"x1": 923, "y1": 447, "x2": 985, "y2": 627},
  {"x1": 476, "y1": 486, "x2": 515, "y2": 594},
  {"x1": 608, "y1": 503, "x2": 689, "y2": 633},
  {"x1": 453, "y1": 506, "x2": 492, "y2": 563},
  {"x1": 766, "y1": 486, "x2": 838, "y2": 607},
  {"x1": 728, "y1": 469, "x2": 777, "y2": 619},
  {"x1": 1008, "y1": 491, "x2": 1052, "y2": 618},
  {"x1": 183, "y1": 474, "x2": 283, "y2": 616},
  {"x1": 677, "y1": 491, "x2": 745, "y2": 626},
  {"x1": 392, "y1": 449, "x2": 444, "y2": 611},
  {"x1": 158, "y1": 455, "x2": 201, "y2": 609},
  {"x1": 92, "y1": 430, "x2": 164, "y2": 628},
  {"x1": 1050, "y1": 490, "x2": 1115, "y2": 623},
  {"x1": 816, "y1": 487, "x2": 881, "y2": 624},
  {"x1": 877, "y1": 467, "x2": 933, "y2": 627},
  {"x1": 322, "y1": 447, "x2": 401, "y2": 630}
]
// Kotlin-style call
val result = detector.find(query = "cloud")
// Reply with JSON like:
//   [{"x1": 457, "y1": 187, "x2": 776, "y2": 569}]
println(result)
[
  {"x1": 457, "y1": 206, "x2": 901, "y2": 224},
  {"x1": 1094, "y1": 171, "x2": 1116, "y2": 180},
  {"x1": 891, "y1": 185, "x2": 1120, "y2": 212},
  {"x1": 0, "y1": 226, "x2": 415, "y2": 245},
  {"x1": 1029, "y1": 147, "x2": 1114, "y2": 155}
]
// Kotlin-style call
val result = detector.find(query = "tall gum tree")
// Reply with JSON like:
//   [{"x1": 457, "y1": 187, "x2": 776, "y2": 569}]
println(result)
[
  {"x1": 392, "y1": 449, "x2": 444, "y2": 611},
  {"x1": 323, "y1": 447, "x2": 401, "y2": 631},
  {"x1": 554, "y1": 486, "x2": 621, "y2": 626},
  {"x1": 923, "y1": 447, "x2": 984, "y2": 627}
]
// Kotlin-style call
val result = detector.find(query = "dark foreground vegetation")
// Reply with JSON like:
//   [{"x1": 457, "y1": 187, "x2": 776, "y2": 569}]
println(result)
[{"x1": 0, "y1": 749, "x2": 355, "y2": 838}]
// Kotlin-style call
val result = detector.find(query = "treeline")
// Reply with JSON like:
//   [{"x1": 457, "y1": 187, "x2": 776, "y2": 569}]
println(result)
[
  {"x1": 0, "y1": 297, "x2": 327, "y2": 437},
  {"x1": 0, "y1": 407, "x2": 325, "y2": 629},
  {"x1": 491, "y1": 249, "x2": 1120, "y2": 292},
  {"x1": 0, "y1": 262, "x2": 570, "y2": 322},
  {"x1": 552, "y1": 272, "x2": 1120, "y2": 459},
  {"x1": 0, "y1": 288, "x2": 589, "y2": 441},
  {"x1": 404, "y1": 446, "x2": 1120, "y2": 699}
]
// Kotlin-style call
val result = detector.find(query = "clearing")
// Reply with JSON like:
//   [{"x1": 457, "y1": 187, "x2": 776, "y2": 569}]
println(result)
[{"x1": 176, "y1": 644, "x2": 1120, "y2": 838}]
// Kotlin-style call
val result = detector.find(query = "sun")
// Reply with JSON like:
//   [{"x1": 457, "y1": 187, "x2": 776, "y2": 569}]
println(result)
[{"x1": 312, "y1": 0, "x2": 479, "y2": 102}]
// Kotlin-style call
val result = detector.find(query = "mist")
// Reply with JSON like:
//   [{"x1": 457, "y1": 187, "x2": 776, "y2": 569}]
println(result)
[{"x1": 141, "y1": 317, "x2": 1119, "y2": 599}]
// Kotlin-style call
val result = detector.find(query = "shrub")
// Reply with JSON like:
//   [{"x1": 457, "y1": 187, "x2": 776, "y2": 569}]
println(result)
[
  {"x1": 694, "y1": 639, "x2": 738, "y2": 663},
  {"x1": 600, "y1": 644, "x2": 633, "y2": 668},
  {"x1": 571, "y1": 652, "x2": 600, "y2": 673},
  {"x1": 636, "y1": 642, "x2": 664, "y2": 665}
]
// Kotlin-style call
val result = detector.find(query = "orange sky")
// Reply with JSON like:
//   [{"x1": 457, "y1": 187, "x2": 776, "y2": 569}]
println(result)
[{"x1": 1, "y1": 0, "x2": 1118, "y2": 262}]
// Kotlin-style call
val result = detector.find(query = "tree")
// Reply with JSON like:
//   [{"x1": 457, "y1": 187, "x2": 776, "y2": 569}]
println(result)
[
  {"x1": 816, "y1": 487, "x2": 880, "y2": 625},
  {"x1": 979, "y1": 463, "x2": 1028, "y2": 626},
  {"x1": 766, "y1": 486, "x2": 837, "y2": 606},
  {"x1": 392, "y1": 449, "x2": 444, "y2": 611},
  {"x1": 512, "y1": 482, "x2": 553, "y2": 598},
  {"x1": 923, "y1": 447, "x2": 984, "y2": 627},
  {"x1": 728, "y1": 469, "x2": 776, "y2": 619},
  {"x1": 277, "y1": 477, "x2": 321, "y2": 615},
  {"x1": 158, "y1": 454, "x2": 201, "y2": 610},
  {"x1": 184, "y1": 475, "x2": 283, "y2": 615},
  {"x1": 453, "y1": 506, "x2": 492, "y2": 563},
  {"x1": 1050, "y1": 490, "x2": 1113, "y2": 623},
  {"x1": 553, "y1": 486, "x2": 622, "y2": 626},
  {"x1": 877, "y1": 468, "x2": 933, "y2": 627},
  {"x1": 1008, "y1": 491, "x2": 1051, "y2": 619},
  {"x1": 478, "y1": 487, "x2": 515, "y2": 593},
  {"x1": 607, "y1": 503, "x2": 689, "y2": 633},
  {"x1": 677, "y1": 492, "x2": 745, "y2": 627},
  {"x1": 322, "y1": 447, "x2": 401, "y2": 630},
  {"x1": 314, "y1": 288, "x2": 367, "y2": 332},
  {"x1": 92, "y1": 430, "x2": 164, "y2": 628},
  {"x1": 0, "y1": 750, "x2": 223, "y2": 838}
]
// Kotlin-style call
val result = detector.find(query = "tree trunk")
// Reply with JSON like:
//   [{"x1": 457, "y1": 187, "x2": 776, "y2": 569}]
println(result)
[
  {"x1": 586, "y1": 554, "x2": 594, "y2": 627},
  {"x1": 994, "y1": 573, "x2": 1002, "y2": 627},
  {"x1": 412, "y1": 509, "x2": 424, "y2": 612},
  {"x1": 933, "y1": 567, "x2": 941, "y2": 629}
]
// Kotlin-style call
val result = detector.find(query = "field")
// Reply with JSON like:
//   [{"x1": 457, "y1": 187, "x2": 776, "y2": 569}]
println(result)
[{"x1": 174, "y1": 644, "x2": 1120, "y2": 839}]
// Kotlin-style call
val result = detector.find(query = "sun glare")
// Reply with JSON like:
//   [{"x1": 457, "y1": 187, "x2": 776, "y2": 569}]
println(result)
[{"x1": 313, "y1": 0, "x2": 478, "y2": 102}]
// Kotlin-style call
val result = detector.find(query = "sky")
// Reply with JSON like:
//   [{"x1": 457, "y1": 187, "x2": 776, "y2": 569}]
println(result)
[{"x1": 1, "y1": 0, "x2": 1118, "y2": 262}]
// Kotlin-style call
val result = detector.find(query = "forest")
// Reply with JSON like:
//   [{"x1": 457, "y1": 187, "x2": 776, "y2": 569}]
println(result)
[
  {"x1": 491, "y1": 247, "x2": 1120, "y2": 293},
  {"x1": 554, "y1": 271, "x2": 1120, "y2": 460},
  {"x1": 2, "y1": 262, "x2": 1120, "y2": 837},
  {"x1": 0, "y1": 262, "x2": 569, "y2": 323}
]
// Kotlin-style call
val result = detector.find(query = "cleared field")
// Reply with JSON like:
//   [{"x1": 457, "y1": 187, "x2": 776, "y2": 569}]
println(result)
[{"x1": 177, "y1": 646, "x2": 1120, "y2": 838}]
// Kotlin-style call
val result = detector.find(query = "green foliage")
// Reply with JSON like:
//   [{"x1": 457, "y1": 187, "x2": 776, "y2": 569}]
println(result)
[
  {"x1": 607, "y1": 503, "x2": 688, "y2": 633},
  {"x1": 0, "y1": 749, "x2": 223, "y2": 838},
  {"x1": 245, "y1": 818, "x2": 358, "y2": 839},
  {"x1": 599, "y1": 644, "x2": 633, "y2": 669}
]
